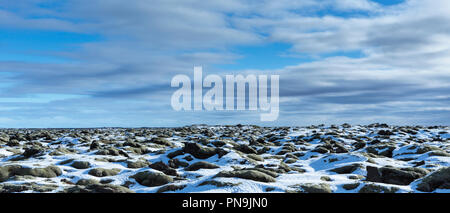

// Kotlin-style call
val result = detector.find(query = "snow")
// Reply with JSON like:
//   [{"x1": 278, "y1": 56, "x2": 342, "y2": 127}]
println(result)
[{"x1": 0, "y1": 125, "x2": 449, "y2": 193}]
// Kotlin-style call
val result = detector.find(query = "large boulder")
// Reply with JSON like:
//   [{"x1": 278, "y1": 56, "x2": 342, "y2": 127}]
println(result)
[
  {"x1": 132, "y1": 171, "x2": 173, "y2": 187},
  {"x1": 149, "y1": 137, "x2": 174, "y2": 147},
  {"x1": 214, "y1": 170, "x2": 276, "y2": 183},
  {"x1": 0, "y1": 183, "x2": 58, "y2": 193},
  {"x1": 127, "y1": 160, "x2": 150, "y2": 169},
  {"x1": 23, "y1": 146, "x2": 46, "y2": 158},
  {"x1": 15, "y1": 166, "x2": 62, "y2": 178},
  {"x1": 183, "y1": 143, "x2": 227, "y2": 159},
  {"x1": 329, "y1": 164, "x2": 363, "y2": 174},
  {"x1": 235, "y1": 144, "x2": 257, "y2": 154},
  {"x1": 96, "y1": 147, "x2": 129, "y2": 157},
  {"x1": 366, "y1": 166, "x2": 427, "y2": 185},
  {"x1": 168, "y1": 158, "x2": 189, "y2": 168},
  {"x1": 359, "y1": 184, "x2": 399, "y2": 193},
  {"x1": 88, "y1": 168, "x2": 121, "y2": 177},
  {"x1": 298, "y1": 183, "x2": 332, "y2": 193},
  {"x1": 1, "y1": 165, "x2": 62, "y2": 182},
  {"x1": 64, "y1": 184, "x2": 134, "y2": 193},
  {"x1": 149, "y1": 161, "x2": 178, "y2": 176},
  {"x1": 156, "y1": 184, "x2": 187, "y2": 193},
  {"x1": 366, "y1": 144, "x2": 396, "y2": 157},
  {"x1": 417, "y1": 167, "x2": 450, "y2": 192},
  {"x1": 185, "y1": 161, "x2": 219, "y2": 171},
  {"x1": 76, "y1": 179, "x2": 100, "y2": 186},
  {"x1": 70, "y1": 161, "x2": 91, "y2": 169}
]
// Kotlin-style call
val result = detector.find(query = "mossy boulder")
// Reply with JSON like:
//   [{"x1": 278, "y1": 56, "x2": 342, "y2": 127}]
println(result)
[
  {"x1": 156, "y1": 184, "x2": 187, "y2": 193},
  {"x1": 132, "y1": 171, "x2": 173, "y2": 187},
  {"x1": 127, "y1": 160, "x2": 150, "y2": 169},
  {"x1": 0, "y1": 183, "x2": 58, "y2": 193},
  {"x1": 235, "y1": 144, "x2": 257, "y2": 154},
  {"x1": 1, "y1": 165, "x2": 62, "y2": 182},
  {"x1": 214, "y1": 170, "x2": 276, "y2": 183},
  {"x1": 366, "y1": 166, "x2": 428, "y2": 185},
  {"x1": 150, "y1": 137, "x2": 174, "y2": 147},
  {"x1": 88, "y1": 168, "x2": 121, "y2": 177},
  {"x1": 23, "y1": 146, "x2": 46, "y2": 158},
  {"x1": 185, "y1": 161, "x2": 219, "y2": 171},
  {"x1": 359, "y1": 184, "x2": 399, "y2": 193},
  {"x1": 247, "y1": 154, "x2": 263, "y2": 162},
  {"x1": 198, "y1": 180, "x2": 241, "y2": 187},
  {"x1": 76, "y1": 179, "x2": 100, "y2": 186},
  {"x1": 329, "y1": 164, "x2": 362, "y2": 174},
  {"x1": 149, "y1": 161, "x2": 178, "y2": 176},
  {"x1": 64, "y1": 184, "x2": 134, "y2": 193},
  {"x1": 183, "y1": 143, "x2": 226, "y2": 159},
  {"x1": 342, "y1": 183, "x2": 360, "y2": 190},
  {"x1": 70, "y1": 161, "x2": 91, "y2": 169},
  {"x1": 417, "y1": 167, "x2": 450, "y2": 192},
  {"x1": 296, "y1": 183, "x2": 332, "y2": 193},
  {"x1": 96, "y1": 147, "x2": 129, "y2": 157}
]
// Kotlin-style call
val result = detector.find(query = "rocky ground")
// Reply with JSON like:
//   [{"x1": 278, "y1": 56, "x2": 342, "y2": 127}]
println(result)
[{"x1": 0, "y1": 124, "x2": 449, "y2": 193}]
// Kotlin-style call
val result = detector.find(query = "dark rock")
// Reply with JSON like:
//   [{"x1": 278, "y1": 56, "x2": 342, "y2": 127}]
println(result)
[
  {"x1": 247, "y1": 154, "x2": 263, "y2": 162},
  {"x1": 334, "y1": 144, "x2": 349, "y2": 153},
  {"x1": 211, "y1": 141, "x2": 226, "y2": 147},
  {"x1": 214, "y1": 170, "x2": 276, "y2": 183},
  {"x1": 70, "y1": 161, "x2": 91, "y2": 169},
  {"x1": 6, "y1": 140, "x2": 20, "y2": 147},
  {"x1": 15, "y1": 165, "x2": 62, "y2": 178},
  {"x1": 126, "y1": 160, "x2": 149, "y2": 168},
  {"x1": 149, "y1": 161, "x2": 178, "y2": 176},
  {"x1": 329, "y1": 164, "x2": 362, "y2": 174},
  {"x1": 156, "y1": 184, "x2": 186, "y2": 193},
  {"x1": 235, "y1": 144, "x2": 257, "y2": 154},
  {"x1": 0, "y1": 165, "x2": 62, "y2": 182},
  {"x1": 359, "y1": 184, "x2": 399, "y2": 193},
  {"x1": 132, "y1": 171, "x2": 173, "y2": 187},
  {"x1": 312, "y1": 147, "x2": 329, "y2": 154},
  {"x1": 59, "y1": 159, "x2": 75, "y2": 165},
  {"x1": 366, "y1": 166, "x2": 428, "y2": 185},
  {"x1": 353, "y1": 142, "x2": 366, "y2": 150},
  {"x1": 88, "y1": 168, "x2": 121, "y2": 177},
  {"x1": 150, "y1": 137, "x2": 174, "y2": 147},
  {"x1": 366, "y1": 166, "x2": 382, "y2": 182},
  {"x1": 183, "y1": 155, "x2": 194, "y2": 161},
  {"x1": 90, "y1": 141, "x2": 100, "y2": 150},
  {"x1": 167, "y1": 149, "x2": 184, "y2": 159},
  {"x1": 100, "y1": 179, "x2": 114, "y2": 184},
  {"x1": 366, "y1": 144, "x2": 396, "y2": 157},
  {"x1": 342, "y1": 183, "x2": 360, "y2": 190},
  {"x1": 198, "y1": 180, "x2": 241, "y2": 187},
  {"x1": 417, "y1": 167, "x2": 450, "y2": 192},
  {"x1": 0, "y1": 183, "x2": 58, "y2": 193},
  {"x1": 96, "y1": 147, "x2": 129, "y2": 157},
  {"x1": 64, "y1": 184, "x2": 134, "y2": 193},
  {"x1": 183, "y1": 143, "x2": 227, "y2": 159},
  {"x1": 377, "y1": 130, "x2": 394, "y2": 136},
  {"x1": 23, "y1": 146, "x2": 46, "y2": 158},
  {"x1": 76, "y1": 179, "x2": 100, "y2": 186},
  {"x1": 185, "y1": 161, "x2": 219, "y2": 171},
  {"x1": 168, "y1": 158, "x2": 189, "y2": 168},
  {"x1": 297, "y1": 183, "x2": 332, "y2": 193}
]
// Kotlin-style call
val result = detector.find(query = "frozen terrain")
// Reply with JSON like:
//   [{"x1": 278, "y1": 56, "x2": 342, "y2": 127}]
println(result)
[{"x1": 0, "y1": 124, "x2": 449, "y2": 193}]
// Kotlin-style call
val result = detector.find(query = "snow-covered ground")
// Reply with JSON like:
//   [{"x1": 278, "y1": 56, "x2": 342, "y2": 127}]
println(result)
[{"x1": 0, "y1": 124, "x2": 449, "y2": 193}]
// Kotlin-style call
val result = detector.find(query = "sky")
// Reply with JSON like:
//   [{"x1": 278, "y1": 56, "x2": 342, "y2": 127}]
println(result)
[{"x1": 0, "y1": 0, "x2": 449, "y2": 128}]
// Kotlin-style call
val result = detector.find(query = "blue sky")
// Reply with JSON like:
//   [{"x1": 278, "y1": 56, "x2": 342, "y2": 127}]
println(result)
[{"x1": 0, "y1": 0, "x2": 449, "y2": 127}]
